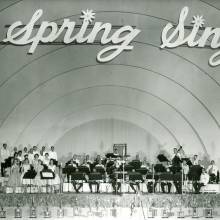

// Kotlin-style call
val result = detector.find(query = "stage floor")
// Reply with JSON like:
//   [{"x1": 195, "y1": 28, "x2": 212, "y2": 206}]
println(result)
[{"x1": 0, "y1": 193, "x2": 220, "y2": 219}]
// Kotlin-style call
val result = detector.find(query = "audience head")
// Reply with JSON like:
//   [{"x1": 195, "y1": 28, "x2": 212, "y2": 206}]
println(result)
[
  {"x1": 211, "y1": 160, "x2": 215, "y2": 165},
  {"x1": 173, "y1": 148, "x2": 177, "y2": 154},
  {"x1": 42, "y1": 146, "x2": 45, "y2": 151},
  {"x1": 45, "y1": 153, "x2": 49, "y2": 158},
  {"x1": 3, "y1": 143, "x2": 7, "y2": 149},
  {"x1": 51, "y1": 146, "x2": 55, "y2": 151},
  {"x1": 24, "y1": 147, "x2": 27, "y2": 152},
  {"x1": 13, "y1": 146, "x2": 18, "y2": 152}
]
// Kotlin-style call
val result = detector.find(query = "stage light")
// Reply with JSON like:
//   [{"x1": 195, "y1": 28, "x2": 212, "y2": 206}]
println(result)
[
  {"x1": 192, "y1": 207, "x2": 199, "y2": 218},
  {"x1": 44, "y1": 205, "x2": 51, "y2": 218},
  {"x1": 148, "y1": 207, "x2": 157, "y2": 218},
  {"x1": 162, "y1": 208, "x2": 169, "y2": 218},
  {"x1": 204, "y1": 208, "x2": 213, "y2": 218},
  {"x1": 57, "y1": 201, "x2": 64, "y2": 218},
  {"x1": 14, "y1": 204, "x2": 22, "y2": 218},
  {"x1": 177, "y1": 210, "x2": 185, "y2": 218},
  {"x1": 0, "y1": 207, "x2": 6, "y2": 218},
  {"x1": 29, "y1": 198, "x2": 37, "y2": 218}
]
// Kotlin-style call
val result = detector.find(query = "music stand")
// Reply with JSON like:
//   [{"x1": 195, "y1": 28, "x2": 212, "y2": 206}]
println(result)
[
  {"x1": 95, "y1": 167, "x2": 105, "y2": 174},
  {"x1": 136, "y1": 168, "x2": 148, "y2": 175},
  {"x1": 128, "y1": 172, "x2": 143, "y2": 182},
  {"x1": 124, "y1": 165, "x2": 134, "y2": 172},
  {"x1": 154, "y1": 164, "x2": 167, "y2": 173},
  {"x1": 129, "y1": 160, "x2": 142, "y2": 169},
  {"x1": 23, "y1": 169, "x2": 37, "y2": 194}
]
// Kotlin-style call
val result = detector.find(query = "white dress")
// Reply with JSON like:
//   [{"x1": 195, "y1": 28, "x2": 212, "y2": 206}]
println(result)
[{"x1": 48, "y1": 164, "x2": 60, "y2": 186}]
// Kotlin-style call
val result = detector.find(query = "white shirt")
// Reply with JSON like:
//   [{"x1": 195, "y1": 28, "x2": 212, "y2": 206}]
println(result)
[
  {"x1": 43, "y1": 158, "x2": 50, "y2": 166},
  {"x1": 49, "y1": 151, "x2": 57, "y2": 161},
  {"x1": 192, "y1": 158, "x2": 199, "y2": 165},
  {"x1": 0, "y1": 147, "x2": 10, "y2": 161},
  {"x1": 28, "y1": 153, "x2": 34, "y2": 164},
  {"x1": 200, "y1": 173, "x2": 210, "y2": 185},
  {"x1": 207, "y1": 164, "x2": 219, "y2": 176},
  {"x1": 183, "y1": 164, "x2": 189, "y2": 175}
]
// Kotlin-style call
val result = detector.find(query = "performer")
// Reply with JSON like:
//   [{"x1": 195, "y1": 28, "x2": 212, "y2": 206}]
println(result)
[
  {"x1": 207, "y1": 160, "x2": 219, "y2": 183},
  {"x1": 182, "y1": 159, "x2": 189, "y2": 180},
  {"x1": 49, "y1": 146, "x2": 58, "y2": 162},
  {"x1": 48, "y1": 159, "x2": 60, "y2": 192},
  {"x1": 192, "y1": 155, "x2": 199, "y2": 165},
  {"x1": 160, "y1": 161, "x2": 173, "y2": 193},
  {"x1": 129, "y1": 169, "x2": 143, "y2": 193},
  {"x1": 0, "y1": 143, "x2": 10, "y2": 177},
  {"x1": 109, "y1": 162, "x2": 121, "y2": 194},
  {"x1": 8, "y1": 158, "x2": 22, "y2": 189},
  {"x1": 21, "y1": 158, "x2": 31, "y2": 179},
  {"x1": 89, "y1": 159, "x2": 105, "y2": 193},
  {"x1": 193, "y1": 168, "x2": 209, "y2": 194}
]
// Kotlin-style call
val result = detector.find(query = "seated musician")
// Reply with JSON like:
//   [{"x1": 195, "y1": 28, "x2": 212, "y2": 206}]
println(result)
[
  {"x1": 85, "y1": 154, "x2": 93, "y2": 169},
  {"x1": 88, "y1": 159, "x2": 105, "y2": 193},
  {"x1": 193, "y1": 168, "x2": 209, "y2": 194},
  {"x1": 129, "y1": 169, "x2": 143, "y2": 193},
  {"x1": 160, "y1": 161, "x2": 172, "y2": 193},
  {"x1": 72, "y1": 154, "x2": 80, "y2": 167},
  {"x1": 80, "y1": 159, "x2": 91, "y2": 172},
  {"x1": 109, "y1": 161, "x2": 121, "y2": 194},
  {"x1": 65, "y1": 159, "x2": 77, "y2": 182},
  {"x1": 71, "y1": 168, "x2": 84, "y2": 193},
  {"x1": 129, "y1": 154, "x2": 142, "y2": 169},
  {"x1": 113, "y1": 148, "x2": 120, "y2": 158},
  {"x1": 207, "y1": 160, "x2": 219, "y2": 183}
]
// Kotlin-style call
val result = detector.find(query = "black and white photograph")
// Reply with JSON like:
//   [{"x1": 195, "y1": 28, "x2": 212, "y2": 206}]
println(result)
[{"x1": 0, "y1": 0, "x2": 220, "y2": 219}]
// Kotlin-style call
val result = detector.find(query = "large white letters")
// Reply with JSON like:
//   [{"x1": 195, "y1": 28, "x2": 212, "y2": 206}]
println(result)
[
  {"x1": 3, "y1": 9, "x2": 140, "y2": 63},
  {"x1": 161, "y1": 6, "x2": 220, "y2": 67}
]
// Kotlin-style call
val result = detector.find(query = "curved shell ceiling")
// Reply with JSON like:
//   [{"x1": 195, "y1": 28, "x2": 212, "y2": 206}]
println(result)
[{"x1": 0, "y1": 0, "x2": 219, "y2": 160}]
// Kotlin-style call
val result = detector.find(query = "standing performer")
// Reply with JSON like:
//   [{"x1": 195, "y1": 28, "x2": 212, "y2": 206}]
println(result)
[
  {"x1": 0, "y1": 143, "x2": 10, "y2": 177},
  {"x1": 207, "y1": 160, "x2": 219, "y2": 183}
]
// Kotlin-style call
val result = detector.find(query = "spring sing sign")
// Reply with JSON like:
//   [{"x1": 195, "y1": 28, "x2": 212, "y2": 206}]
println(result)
[{"x1": 2, "y1": 7, "x2": 220, "y2": 66}]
